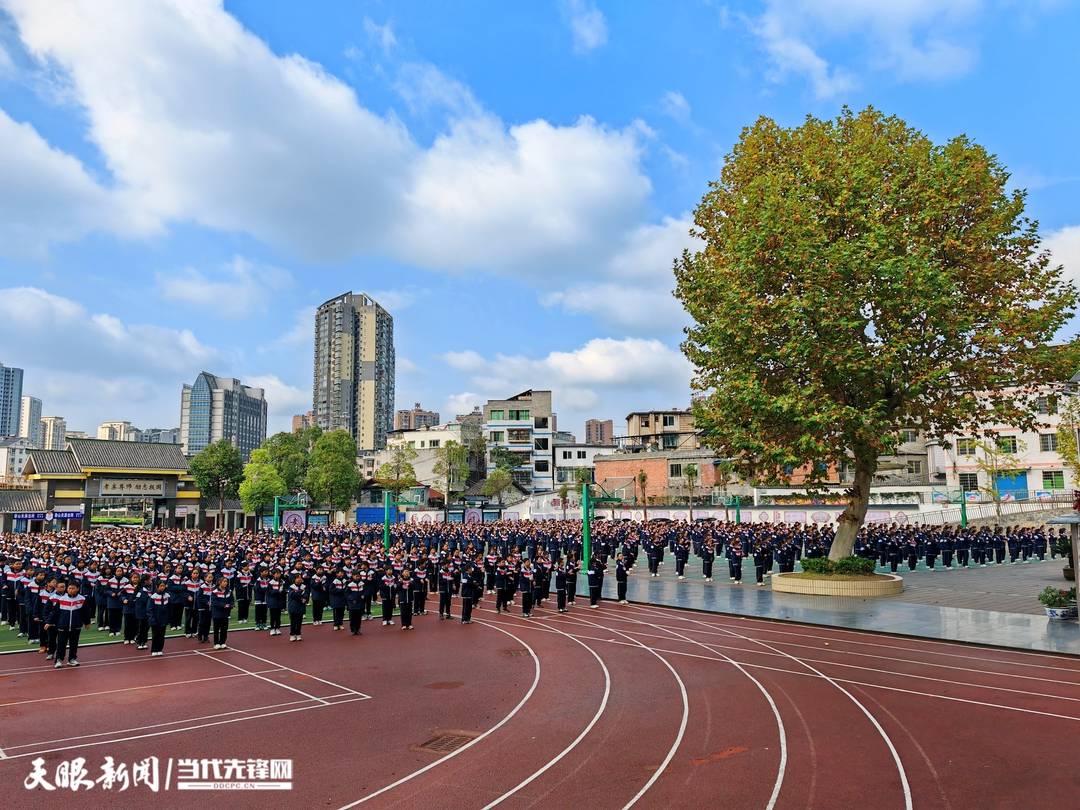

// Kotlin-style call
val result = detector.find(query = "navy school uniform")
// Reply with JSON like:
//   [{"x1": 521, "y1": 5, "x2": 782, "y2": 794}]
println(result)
[
  {"x1": 134, "y1": 587, "x2": 150, "y2": 648},
  {"x1": 554, "y1": 566, "x2": 568, "y2": 612},
  {"x1": 287, "y1": 583, "x2": 308, "y2": 637},
  {"x1": 195, "y1": 583, "x2": 213, "y2": 642},
  {"x1": 329, "y1": 578, "x2": 348, "y2": 629},
  {"x1": 586, "y1": 562, "x2": 604, "y2": 607},
  {"x1": 149, "y1": 592, "x2": 170, "y2": 654},
  {"x1": 266, "y1": 579, "x2": 286, "y2": 632},
  {"x1": 615, "y1": 559, "x2": 628, "y2": 602},
  {"x1": 346, "y1": 580, "x2": 364, "y2": 635},
  {"x1": 438, "y1": 570, "x2": 455, "y2": 619},
  {"x1": 210, "y1": 588, "x2": 234, "y2": 646},
  {"x1": 519, "y1": 568, "x2": 535, "y2": 616},
  {"x1": 54, "y1": 592, "x2": 86, "y2": 664},
  {"x1": 378, "y1": 575, "x2": 396, "y2": 625}
]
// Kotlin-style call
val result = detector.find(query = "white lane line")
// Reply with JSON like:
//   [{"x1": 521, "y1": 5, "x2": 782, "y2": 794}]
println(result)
[
  {"x1": 481, "y1": 617, "x2": 611, "y2": 809},
  {"x1": 223, "y1": 646, "x2": 371, "y2": 699},
  {"x1": 0, "y1": 669, "x2": 279, "y2": 708},
  {"x1": 0, "y1": 650, "x2": 203, "y2": 676},
  {"x1": 335, "y1": 619, "x2": 542, "y2": 809},
  {"x1": 0, "y1": 747, "x2": 6, "y2": 760},
  {"x1": 196, "y1": 651, "x2": 328, "y2": 705},
  {"x1": 617, "y1": 603, "x2": 1080, "y2": 671},
  {"x1": 561, "y1": 611, "x2": 689, "y2": 810},
  {"x1": 614, "y1": 611, "x2": 788, "y2": 810},
  {"x1": 1, "y1": 697, "x2": 367, "y2": 761},
  {"x1": 598, "y1": 610, "x2": 1080, "y2": 685},
  {"x1": 631, "y1": 605, "x2": 913, "y2": 810},
  {"x1": 1, "y1": 698, "x2": 318, "y2": 751}
]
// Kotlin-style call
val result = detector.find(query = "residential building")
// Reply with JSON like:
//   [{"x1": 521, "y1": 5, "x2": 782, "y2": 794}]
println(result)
[
  {"x1": 483, "y1": 390, "x2": 556, "y2": 492},
  {"x1": 584, "y1": 419, "x2": 614, "y2": 446},
  {"x1": 97, "y1": 421, "x2": 139, "y2": 442},
  {"x1": 312, "y1": 292, "x2": 395, "y2": 451},
  {"x1": 394, "y1": 402, "x2": 440, "y2": 431},
  {"x1": 0, "y1": 436, "x2": 34, "y2": 479},
  {"x1": 594, "y1": 447, "x2": 724, "y2": 503},
  {"x1": 140, "y1": 427, "x2": 181, "y2": 444},
  {"x1": 621, "y1": 408, "x2": 699, "y2": 452},
  {"x1": 18, "y1": 395, "x2": 42, "y2": 447},
  {"x1": 64, "y1": 430, "x2": 89, "y2": 441},
  {"x1": 291, "y1": 410, "x2": 315, "y2": 433},
  {"x1": 40, "y1": 416, "x2": 67, "y2": 451},
  {"x1": 0, "y1": 362, "x2": 23, "y2": 437},
  {"x1": 553, "y1": 443, "x2": 608, "y2": 485},
  {"x1": 379, "y1": 423, "x2": 469, "y2": 495},
  {"x1": 180, "y1": 372, "x2": 267, "y2": 461}
]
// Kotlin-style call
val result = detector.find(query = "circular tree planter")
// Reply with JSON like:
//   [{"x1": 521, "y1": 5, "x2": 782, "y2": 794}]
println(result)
[{"x1": 772, "y1": 572, "x2": 904, "y2": 597}]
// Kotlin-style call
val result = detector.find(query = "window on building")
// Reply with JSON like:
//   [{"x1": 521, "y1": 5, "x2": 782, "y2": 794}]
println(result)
[
  {"x1": 534, "y1": 438, "x2": 549, "y2": 451},
  {"x1": 1040, "y1": 433, "x2": 1059, "y2": 452},
  {"x1": 562, "y1": 450, "x2": 571, "y2": 459},
  {"x1": 662, "y1": 434, "x2": 678, "y2": 449},
  {"x1": 669, "y1": 463, "x2": 683, "y2": 478},
  {"x1": 534, "y1": 417, "x2": 549, "y2": 429},
  {"x1": 662, "y1": 414, "x2": 676, "y2": 427},
  {"x1": 489, "y1": 431, "x2": 504, "y2": 443},
  {"x1": 577, "y1": 450, "x2": 587, "y2": 459},
  {"x1": 489, "y1": 410, "x2": 504, "y2": 420},
  {"x1": 1043, "y1": 470, "x2": 1065, "y2": 490},
  {"x1": 996, "y1": 436, "x2": 1018, "y2": 454},
  {"x1": 406, "y1": 441, "x2": 415, "y2": 449},
  {"x1": 900, "y1": 429, "x2": 919, "y2": 443},
  {"x1": 534, "y1": 459, "x2": 549, "y2": 473},
  {"x1": 508, "y1": 409, "x2": 530, "y2": 421},
  {"x1": 430, "y1": 440, "x2": 440, "y2": 448},
  {"x1": 1036, "y1": 396, "x2": 1058, "y2": 415},
  {"x1": 958, "y1": 472, "x2": 979, "y2": 491},
  {"x1": 956, "y1": 438, "x2": 976, "y2": 456},
  {"x1": 640, "y1": 416, "x2": 650, "y2": 427},
  {"x1": 906, "y1": 460, "x2": 924, "y2": 476}
]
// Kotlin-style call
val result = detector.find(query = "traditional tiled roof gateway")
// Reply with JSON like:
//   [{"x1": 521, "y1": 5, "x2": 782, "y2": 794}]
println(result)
[
  {"x1": 23, "y1": 449, "x2": 82, "y2": 476},
  {"x1": 0, "y1": 489, "x2": 46, "y2": 513},
  {"x1": 67, "y1": 438, "x2": 189, "y2": 472}
]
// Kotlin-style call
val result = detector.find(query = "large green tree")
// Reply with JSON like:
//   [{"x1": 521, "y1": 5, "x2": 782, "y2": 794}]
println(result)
[
  {"x1": 262, "y1": 426, "x2": 321, "y2": 492},
  {"x1": 375, "y1": 444, "x2": 419, "y2": 498},
  {"x1": 304, "y1": 429, "x2": 361, "y2": 516},
  {"x1": 432, "y1": 440, "x2": 469, "y2": 519},
  {"x1": 239, "y1": 448, "x2": 287, "y2": 520},
  {"x1": 482, "y1": 468, "x2": 514, "y2": 505},
  {"x1": 675, "y1": 107, "x2": 1076, "y2": 560},
  {"x1": 189, "y1": 440, "x2": 245, "y2": 527}
]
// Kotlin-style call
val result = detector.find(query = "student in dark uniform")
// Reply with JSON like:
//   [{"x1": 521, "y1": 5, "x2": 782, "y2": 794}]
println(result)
[
  {"x1": 253, "y1": 569, "x2": 269, "y2": 630},
  {"x1": 399, "y1": 570, "x2": 416, "y2": 630},
  {"x1": 196, "y1": 573, "x2": 214, "y2": 644},
  {"x1": 121, "y1": 574, "x2": 139, "y2": 644},
  {"x1": 700, "y1": 541, "x2": 715, "y2": 581},
  {"x1": 266, "y1": 570, "x2": 285, "y2": 636},
  {"x1": 379, "y1": 567, "x2": 396, "y2": 626},
  {"x1": 586, "y1": 556, "x2": 605, "y2": 608},
  {"x1": 438, "y1": 563, "x2": 455, "y2": 620},
  {"x1": 54, "y1": 581, "x2": 85, "y2": 668},
  {"x1": 149, "y1": 580, "x2": 170, "y2": 656},
  {"x1": 287, "y1": 574, "x2": 308, "y2": 641},
  {"x1": 554, "y1": 563, "x2": 568, "y2": 613},
  {"x1": 210, "y1": 576, "x2": 234, "y2": 649},
  {"x1": 519, "y1": 561, "x2": 535, "y2": 618},
  {"x1": 183, "y1": 569, "x2": 201, "y2": 638},
  {"x1": 329, "y1": 571, "x2": 348, "y2": 631},
  {"x1": 309, "y1": 566, "x2": 327, "y2": 626},
  {"x1": 615, "y1": 553, "x2": 629, "y2": 604},
  {"x1": 460, "y1": 570, "x2": 475, "y2": 624},
  {"x1": 234, "y1": 564, "x2": 252, "y2": 624},
  {"x1": 346, "y1": 571, "x2": 364, "y2": 635},
  {"x1": 134, "y1": 578, "x2": 150, "y2": 650},
  {"x1": 494, "y1": 561, "x2": 509, "y2": 613},
  {"x1": 412, "y1": 565, "x2": 428, "y2": 617}
]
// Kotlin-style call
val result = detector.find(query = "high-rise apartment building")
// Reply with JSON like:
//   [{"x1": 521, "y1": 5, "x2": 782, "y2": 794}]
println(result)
[
  {"x1": 584, "y1": 419, "x2": 614, "y2": 446},
  {"x1": 18, "y1": 395, "x2": 42, "y2": 447},
  {"x1": 140, "y1": 427, "x2": 181, "y2": 444},
  {"x1": 0, "y1": 362, "x2": 23, "y2": 437},
  {"x1": 97, "y1": 421, "x2": 139, "y2": 442},
  {"x1": 313, "y1": 292, "x2": 395, "y2": 451},
  {"x1": 40, "y1": 416, "x2": 67, "y2": 451},
  {"x1": 394, "y1": 402, "x2": 440, "y2": 431},
  {"x1": 291, "y1": 410, "x2": 315, "y2": 433},
  {"x1": 180, "y1": 372, "x2": 267, "y2": 461}
]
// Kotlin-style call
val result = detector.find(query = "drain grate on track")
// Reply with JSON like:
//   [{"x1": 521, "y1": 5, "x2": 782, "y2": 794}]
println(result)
[
  {"x1": 414, "y1": 731, "x2": 478, "y2": 754},
  {"x1": 502, "y1": 648, "x2": 529, "y2": 657}
]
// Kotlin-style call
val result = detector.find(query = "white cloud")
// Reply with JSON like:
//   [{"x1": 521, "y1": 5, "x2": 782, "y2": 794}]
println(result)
[
  {"x1": 443, "y1": 392, "x2": 482, "y2": 418},
  {"x1": 244, "y1": 373, "x2": 309, "y2": 433},
  {"x1": 270, "y1": 304, "x2": 316, "y2": 349},
  {"x1": 397, "y1": 356, "x2": 419, "y2": 375},
  {"x1": 1046, "y1": 224, "x2": 1080, "y2": 284},
  {"x1": 368, "y1": 287, "x2": 421, "y2": 313},
  {"x1": 442, "y1": 338, "x2": 692, "y2": 433},
  {"x1": 753, "y1": 0, "x2": 983, "y2": 98},
  {"x1": 560, "y1": 0, "x2": 609, "y2": 54},
  {"x1": 393, "y1": 62, "x2": 482, "y2": 118},
  {"x1": 0, "y1": 39, "x2": 13, "y2": 75},
  {"x1": 362, "y1": 18, "x2": 397, "y2": 54},
  {"x1": 659, "y1": 90, "x2": 692, "y2": 124},
  {"x1": 157, "y1": 256, "x2": 292, "y2": 316}
]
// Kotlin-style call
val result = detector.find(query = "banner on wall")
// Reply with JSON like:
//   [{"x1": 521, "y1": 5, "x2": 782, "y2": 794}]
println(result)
[{"x1": 281, "y1": 510, "x2": 307, "y2": 531}]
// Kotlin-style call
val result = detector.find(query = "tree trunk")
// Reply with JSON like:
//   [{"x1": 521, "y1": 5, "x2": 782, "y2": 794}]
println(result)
[{"x1": 829, "y1": 455, "x2": 875, "y2": 561}]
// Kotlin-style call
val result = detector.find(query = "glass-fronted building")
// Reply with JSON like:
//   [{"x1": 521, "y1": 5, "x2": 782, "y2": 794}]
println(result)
[{"x1": 180, "y1": 372, "x2": 267, "y2": 461}]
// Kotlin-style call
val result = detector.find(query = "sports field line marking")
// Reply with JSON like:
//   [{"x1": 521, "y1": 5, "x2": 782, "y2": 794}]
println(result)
[
  {"x1": 336, "y1": 619, "x2": 542, "y2": 809},
  {"x1": 0, "y1": 697, "x2": 368, "y2": 762},
  {"x1": 1, "y1": 697, "x2": 317, "y2": 751},
  {"x1": 617, "y1": 602, "x2": 1080, "y2": 670},
  {"x1": 593, "y1": 609, "x2": 1080, "y2": 685},
  {"x1": 541, "y1": 614, "x2": 1080, "y2": 696},
  {"x1": 0, "y1": 650, "x2": 203, "y2": 676},
  {"x1": 223, "y1": 646, "x2": 371, "y2": 699},
  {"x1": 561, "y1": 611, "x2": 689, "y2": 810},
  {"x1": 0, "y1": 747, "x2": 6, "y2": 760},
  {"x1": 632, "y1": 606, "x2": 915, "y2": 810},
  {"x1": 481, "y1": 617, "x2": 611, "y2": 809},
  {"x1": 612, "y1": 612, "x2": 789, "y2": 810},
  {"x1": 0, "y1": 669, "x2": 281, "y2": 709},
  {"x1": 195, "y1": 650, "x2": 328, "y2": 705}
]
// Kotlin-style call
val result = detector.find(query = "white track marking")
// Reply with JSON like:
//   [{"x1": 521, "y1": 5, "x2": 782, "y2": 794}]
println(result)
[
  {"x1": 0, "y1": 697, "x2": 367, "y2": 761},
  {"x1": 0, "y1": 747, "x2": 6, "y2": 759},
  {"x1": 0, "y1": 669, "x2": 280, "y2": 708},
  {"x1": 481, "y1": 619, "x2": 611, "y2": 809},
  {"x1": 616, "y1": 605, "x2": 1080, "y2": 671},
  {"x1": 613, "y1": 612, "x2": 788, "y2": 810},
  {"x1": 561, "y1": 611, "x2": 689, "y2": 810},
  {"x1": 335, "y1": 619, "x2": 542, "y2": 809},
  {"x1": 1, "y1": 698, "x2": 319, "y2": 751},
  {"x1": 630, "y1": 605, "x2": 913, "y2": 810},
  {"x1": 223, "y1": 646, "x2": 371, "y2": 698},
  {"x1": 0, "y1": 650, "x2": 203, "y2": 676},
  {"x1": 196, "y1": 651, "x2": 328, "y2": 705}
]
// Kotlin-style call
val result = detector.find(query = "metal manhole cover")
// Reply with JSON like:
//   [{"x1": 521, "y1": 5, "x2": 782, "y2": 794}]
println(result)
[
  {"x1": 502, "y1": 648, "x2": 529, "y2": 657},
  {"x1": 414, "y1": 732, "x2": 478, "y2": 754}
]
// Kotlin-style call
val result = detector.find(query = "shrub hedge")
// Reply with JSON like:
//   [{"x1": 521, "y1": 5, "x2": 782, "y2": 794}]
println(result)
[{"x1": 798, "y1": 556, "x2": 876, "y2": 576}]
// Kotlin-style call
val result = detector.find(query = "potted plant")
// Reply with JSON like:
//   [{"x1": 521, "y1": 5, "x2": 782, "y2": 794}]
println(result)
[
  {"x1": 1053, "y1": 538, "x2": 1075, "y2": 581},
  {"x1": 1037, "y1": 586, "x2": 1078, "y2": 620}
]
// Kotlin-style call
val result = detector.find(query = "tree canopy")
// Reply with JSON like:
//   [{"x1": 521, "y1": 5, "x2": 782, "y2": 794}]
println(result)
[
  {"x1": 262, "y1": 427, "x2": 321, "y2": 492},
  {"x1": 675, "y1": 107, "x2": 1077, "y2": 558},
  {"x1": 375, "y1": 444, "x2": 419, "y2": 498},
  {"x1": 239, "y1": 447, "x2": 287, "y2": 515},
  {"x1": 189, "y1": 440, "x2": 245, "y2": 520},
  {"x1": 304, "y1": 429, "x2": 361, "y2": 513}
]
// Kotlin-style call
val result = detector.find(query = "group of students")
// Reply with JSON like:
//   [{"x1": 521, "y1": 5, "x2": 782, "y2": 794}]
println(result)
[{"x1": 1, "y1": 518, "x2": 1066, "y2": 668}]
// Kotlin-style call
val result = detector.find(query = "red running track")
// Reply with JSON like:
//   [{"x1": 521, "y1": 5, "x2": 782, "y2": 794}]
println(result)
[{"x1": 2, "y1": 599, "x2": 1079, "y2": 809}]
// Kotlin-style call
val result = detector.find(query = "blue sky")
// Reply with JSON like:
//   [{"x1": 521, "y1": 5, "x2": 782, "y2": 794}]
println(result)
[{"x1": 1, "y1": 0, "x2": 1078, "y2": 439}]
